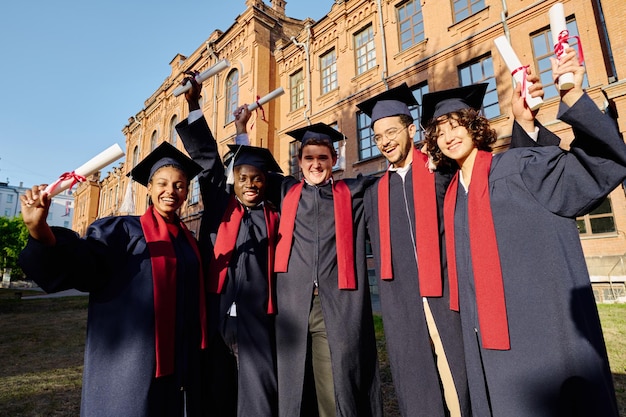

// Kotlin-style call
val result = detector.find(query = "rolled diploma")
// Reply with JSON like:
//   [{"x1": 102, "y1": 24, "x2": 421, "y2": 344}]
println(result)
[
  {"x1": 247, "y1": 87, "x2": 285, "y2": 111},
  {"x1": 494, "y1": 36, "x2": 543, "y2": 111},
  {"x1": 44, "y1": 143, "x2": 125, "y2": 197},
  {"x1": 172, "y1": 59, "x2": 230, "y2": 97},
  {"x1": 548, "y1": 3, "x2": 574, "y2": 90}
]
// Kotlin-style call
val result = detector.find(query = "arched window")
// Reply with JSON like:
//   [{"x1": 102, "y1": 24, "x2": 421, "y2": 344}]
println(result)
[
  {"x1": 150, "y1": 130, "x2": 158, "y2": 151},
  {"x1": 132, "y1": 145, "x2": 139, "y2": 167},
  {"x1": 170, "y1": 115, "x2": 179, "y2": 147},
  {"x1": 225, "y1": 69, "x2": 239, "y2": 124}
]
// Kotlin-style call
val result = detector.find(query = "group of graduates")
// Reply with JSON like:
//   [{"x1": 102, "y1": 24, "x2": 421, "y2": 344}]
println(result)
[{"x1": 18, "y1": 47, "x2": 623, "y2": 417}]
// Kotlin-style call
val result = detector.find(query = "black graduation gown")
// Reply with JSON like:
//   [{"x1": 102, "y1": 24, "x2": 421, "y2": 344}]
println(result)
[
  {"x1": 17, "y1": 216, "x2": 207, "y2": 417},
  {"x1": 177, "y1": 116, "x2": 278, "y2": 417},
  {"x1": 451, "y1": 94, "x2": 622, "y2": 417},
  {"x1": 275, "y1": 177, "x2": 383, "y2": 417},
  {"x1": 364, "y1": 165, "x2": 471, "y2": 417}
]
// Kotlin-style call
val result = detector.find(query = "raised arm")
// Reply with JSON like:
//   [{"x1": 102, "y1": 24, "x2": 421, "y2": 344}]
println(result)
[{"x1": 21, "y1": 185, "x2": 56, "y2": 246}]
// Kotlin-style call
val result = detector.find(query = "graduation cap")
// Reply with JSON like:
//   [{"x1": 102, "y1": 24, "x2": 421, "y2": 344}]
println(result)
[
  {"x1": 420, "y1": 83, "x2": 488, "y2": 128},
  {"x1": 356, "y1": 83, "x2": 418, "y2": 126},
  {"x1": 223, "y1": 144, "x2": 282, "y2": 186},
  {"x1": 226, "y1": 145, "x2": 283, "y2": 173},
  {"x1": 128, "y1": 141, "x2": 202, "y2": 187},
  {"x1": 285, "y1": 122, "x2": 345, "y2": 146}
]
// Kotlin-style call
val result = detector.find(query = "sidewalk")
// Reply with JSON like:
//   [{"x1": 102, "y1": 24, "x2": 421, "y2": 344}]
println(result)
[{"x1": 21, "y1": 288, "x2": 88, "y2": 299}]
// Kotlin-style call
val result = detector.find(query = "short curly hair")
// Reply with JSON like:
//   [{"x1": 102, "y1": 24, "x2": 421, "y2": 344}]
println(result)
[{"x1": 423, "y1": 108, "x2": 496, "y2": 169}]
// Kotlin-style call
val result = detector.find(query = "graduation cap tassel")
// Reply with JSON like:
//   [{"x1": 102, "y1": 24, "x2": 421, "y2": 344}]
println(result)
[
  {"x1": 119, "y1": 177, "x2": 136, "y2": 214},
  {"x1": 225, "y1": 145, "x2": 242, "y2": 186}
]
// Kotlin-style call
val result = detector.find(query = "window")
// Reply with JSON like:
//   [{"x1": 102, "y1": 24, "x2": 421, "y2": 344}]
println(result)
[
  {"x1": 577, "y1": 197, "x2": 616, "y2": 235},
  {"x1": 289, "y1": 140, "x2": 301, "y2": 179},
  {"x1": 225, "y1": 70, "x2": 239, "y2": 124},
  {"x1": 453, "y1": 0, "x2": 485, "y2": 22},
  {"x1": 354, "y1": 25, "x2": 376, "y2": 75},
  {"x1": 63, "y1": 221, "x2": 70, "y2": 228},
  {"x1": 132, "y1": 145, "x2": 139, "y2": 167},
  {"x1": 290, "y1": 70, "x2": 305, "y2": 111},
  {"x1": 532, "y1": 19, "x2": 587, "y2": 100},
  {"x1": 397, "y1": 0, "x2": 425, "y2": 51},
  {"x1": 320, "y1": 49, "x2": 337, "y2": 94},
  {"x1": 328, "y1": 122, "x2": 345, "y2": 171},
  {"x1": 170, "y1": 115, "x2": 179, "y2": 147},
  {"x1": 4, "y1": 208, "x2": 10, "y2": 217},
  {"x1": 189, "y1": 178, "x2": 200, "y2": 205},
  {"x1": 150, "y1": 130, "x2": 158, "y2": 151},
  {"x1": 459, "y1": 55, "x2": 499, "y2": 119},
  {"x1": 6, "y1": 194, "x2": 13, "y2": 203},
  {"x1": 409, "y1": 82, "x2": 429, "y2": 142},
  {"x1": 357, "y1": 112, "x2": 380, "y2": 160}
]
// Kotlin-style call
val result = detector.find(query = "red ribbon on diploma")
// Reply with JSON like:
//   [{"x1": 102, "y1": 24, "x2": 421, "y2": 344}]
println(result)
[
  {"x1": 249, "y1": 95, "x2": 267, "y2": 130},
  {"x1": 511, "y1": 65, "x2": 530, "y2": 99},
  {"x1": 553, "y1": 30, "x2": 585, "y2": 64},
  {"x1": 47, "y1": 171, "x2": 87, "y2": 195}
]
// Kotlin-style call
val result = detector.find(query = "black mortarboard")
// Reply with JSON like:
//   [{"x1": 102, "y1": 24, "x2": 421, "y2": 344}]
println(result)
[
  {"x1": 420, "y1": 83, "x2": 488, "y2": 128},
  {"x1": 227, "y1": 144, "x2": 283, "y2": 173},
  {"x1": 285, "y1": 122, "x2": 345, "y2": 146},
  {"x1": 128, "y1": 141, "x2": 202, "y2": 187},
  {"x1": 356, "y1": 83, "x2": 418, "y2": 126}
]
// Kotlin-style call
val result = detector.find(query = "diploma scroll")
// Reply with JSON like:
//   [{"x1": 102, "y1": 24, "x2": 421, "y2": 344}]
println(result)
[
  {"x1": 172, "y1": 59, "x2": 231, "y2": 97},
  {"x1": 247, "y1": 87, "x2": 285, "y2": 112},
  {"x1": 548, "y1": 3, "x2": 575, "y2": 90},
  {"x1": 494, "y1": 36, "x2": 543, "y2": 111},
  {"x1": 44, "y1": 144, "x2": 125, "y2": 197}
]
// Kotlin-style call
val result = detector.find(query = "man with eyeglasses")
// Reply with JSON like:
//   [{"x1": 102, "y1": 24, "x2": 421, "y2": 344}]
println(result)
[{"x1": 356, "y1": 77, "x2": 552, "y2": 417}]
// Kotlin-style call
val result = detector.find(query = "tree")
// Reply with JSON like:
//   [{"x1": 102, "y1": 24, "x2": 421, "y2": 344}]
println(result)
[{"x1": 0, "y1": 215, "x2": 29, "y2": 280}]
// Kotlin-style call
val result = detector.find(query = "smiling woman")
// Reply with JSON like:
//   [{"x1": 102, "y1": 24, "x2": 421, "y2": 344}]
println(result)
[
  {"x1": 17, "y1": 142, "x2": 210, "y2": 417},
  {"x1": 420, "y1": 49, "x2": 624, "y2": 417}
]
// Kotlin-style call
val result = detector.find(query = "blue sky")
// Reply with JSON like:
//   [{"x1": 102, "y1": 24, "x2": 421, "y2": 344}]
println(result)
[{"x1": 0, "y1": 0, "x2": 333, "y2": 189}]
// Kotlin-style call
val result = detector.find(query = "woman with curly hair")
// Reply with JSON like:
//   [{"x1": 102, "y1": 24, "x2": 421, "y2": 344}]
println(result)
[{"x1": 422, "y1": 48, "x2": 622, "y2": 417}]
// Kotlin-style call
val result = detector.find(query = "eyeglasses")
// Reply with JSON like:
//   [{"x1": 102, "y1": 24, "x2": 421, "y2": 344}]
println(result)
[{"x1": 373, "y1": 126, "x2": 408, "y2": 144}]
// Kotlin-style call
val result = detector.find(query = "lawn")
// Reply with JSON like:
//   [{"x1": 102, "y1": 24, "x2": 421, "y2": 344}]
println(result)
[{"x1": 0, "y1": 289, "x2": 624, "y2": 416}]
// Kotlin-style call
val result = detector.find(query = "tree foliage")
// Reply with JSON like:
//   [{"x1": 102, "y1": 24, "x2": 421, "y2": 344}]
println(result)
[{"x1": 0, "y1": 215, "x2": 28, "y2": 278}]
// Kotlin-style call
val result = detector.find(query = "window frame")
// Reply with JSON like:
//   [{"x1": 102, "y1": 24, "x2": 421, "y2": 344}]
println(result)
[
  {"x1": 320, "y1": 49, "x2": 338, "y2": 95},
  {"x1": 458, "y1": 54, "x2": 499, "y2": 119},
  {"x1": 453, "y1": 0, "x2": 486, "y2": 23},
  {"x1": 397, "y1": 0, "x2": 425, "y2": 51},
  {"x1": 290, "y1": 69, "x2": 305, "y2": 111},
  {"x1": 225, "y1": 69, "x2": 240, "y2": 124},
  {"x1": 577, "y1": 196, "x2": 617, "y2": 236},
  {"x1": 354, "y1": 25, "x2": 376, "y2": 76}
]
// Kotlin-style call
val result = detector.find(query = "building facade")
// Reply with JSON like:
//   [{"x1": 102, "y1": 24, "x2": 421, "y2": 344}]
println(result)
[
  {"x1": 1, "y1": 181, "x2": 74, "y2": 228},
  {"x1": 76, "y1": 0, "x2": 626, "y2": 300}
]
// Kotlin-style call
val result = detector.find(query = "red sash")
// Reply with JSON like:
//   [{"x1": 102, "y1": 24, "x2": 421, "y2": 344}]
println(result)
[
  {"x1": 140, "y1": 206, "x2": 208, "y2": 378},
  {"x1": 377, "y1": 148, "x2": 442, "y2": 296},
  {"x1": 275, "y1": 179, "x2": 356, "y2": 289},
  {"x1": 208, "y1": 195, "x2": 279, "y2": 313},
  {"x1": 443, "y1": 150, "x2": 510, "y2": 350}
]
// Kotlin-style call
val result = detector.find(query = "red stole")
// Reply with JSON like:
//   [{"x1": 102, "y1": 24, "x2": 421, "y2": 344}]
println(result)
[
  {"x1": 140, "y1": 205, "x2": 208, "y2": 378},
  {"x1": 208, "y1": 195, "x2": 279, "y2": 314},
  {"x1": 274, "y1": 179, "x2": 356, "y2": 289},
  {"x1": 443, "y1": 150, "x2": 510, "y2": 350},
  {"x1": 377, "y1": 148, "x2": 442, "y2": 296}
]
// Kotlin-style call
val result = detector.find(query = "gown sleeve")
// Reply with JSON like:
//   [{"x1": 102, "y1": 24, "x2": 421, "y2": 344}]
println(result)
[
  {"x1": 515, "y1": 93, "x2": 626, "y2": 217},
  {"x1": 18, "y1": 217, "x2": 137, "y2": 293}
]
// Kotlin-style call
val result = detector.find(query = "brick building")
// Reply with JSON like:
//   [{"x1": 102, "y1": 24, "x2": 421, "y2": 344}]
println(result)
[{"x1": 76, "y1": 0, "x2": 626, "y2": 300}]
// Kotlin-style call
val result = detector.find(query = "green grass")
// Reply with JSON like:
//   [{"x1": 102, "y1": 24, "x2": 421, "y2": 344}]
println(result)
[
  {"x1": 0, "y1": 289, "x2": 86, "y2": 417},
  {"x1": 0, "y1": 289, "x2": 623, "y2": 416}
]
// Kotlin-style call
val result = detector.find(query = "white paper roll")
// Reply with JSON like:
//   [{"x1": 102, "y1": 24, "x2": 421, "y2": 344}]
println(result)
[
  {"x1": 494, "y1": 36, "x2": 543, "y2": 111},
  {"x1": 172, "y1": 59, "x2": 231, "y2": 97},
  {"x1": 548, "y1": 3, "x2": 575, "y2": 90},
  {"x1": 44, "y1": 143, "x2": 125, "y2": 197},
  {"x1": 247, "y1": 87, "x2": 285, "y2": 111}
]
